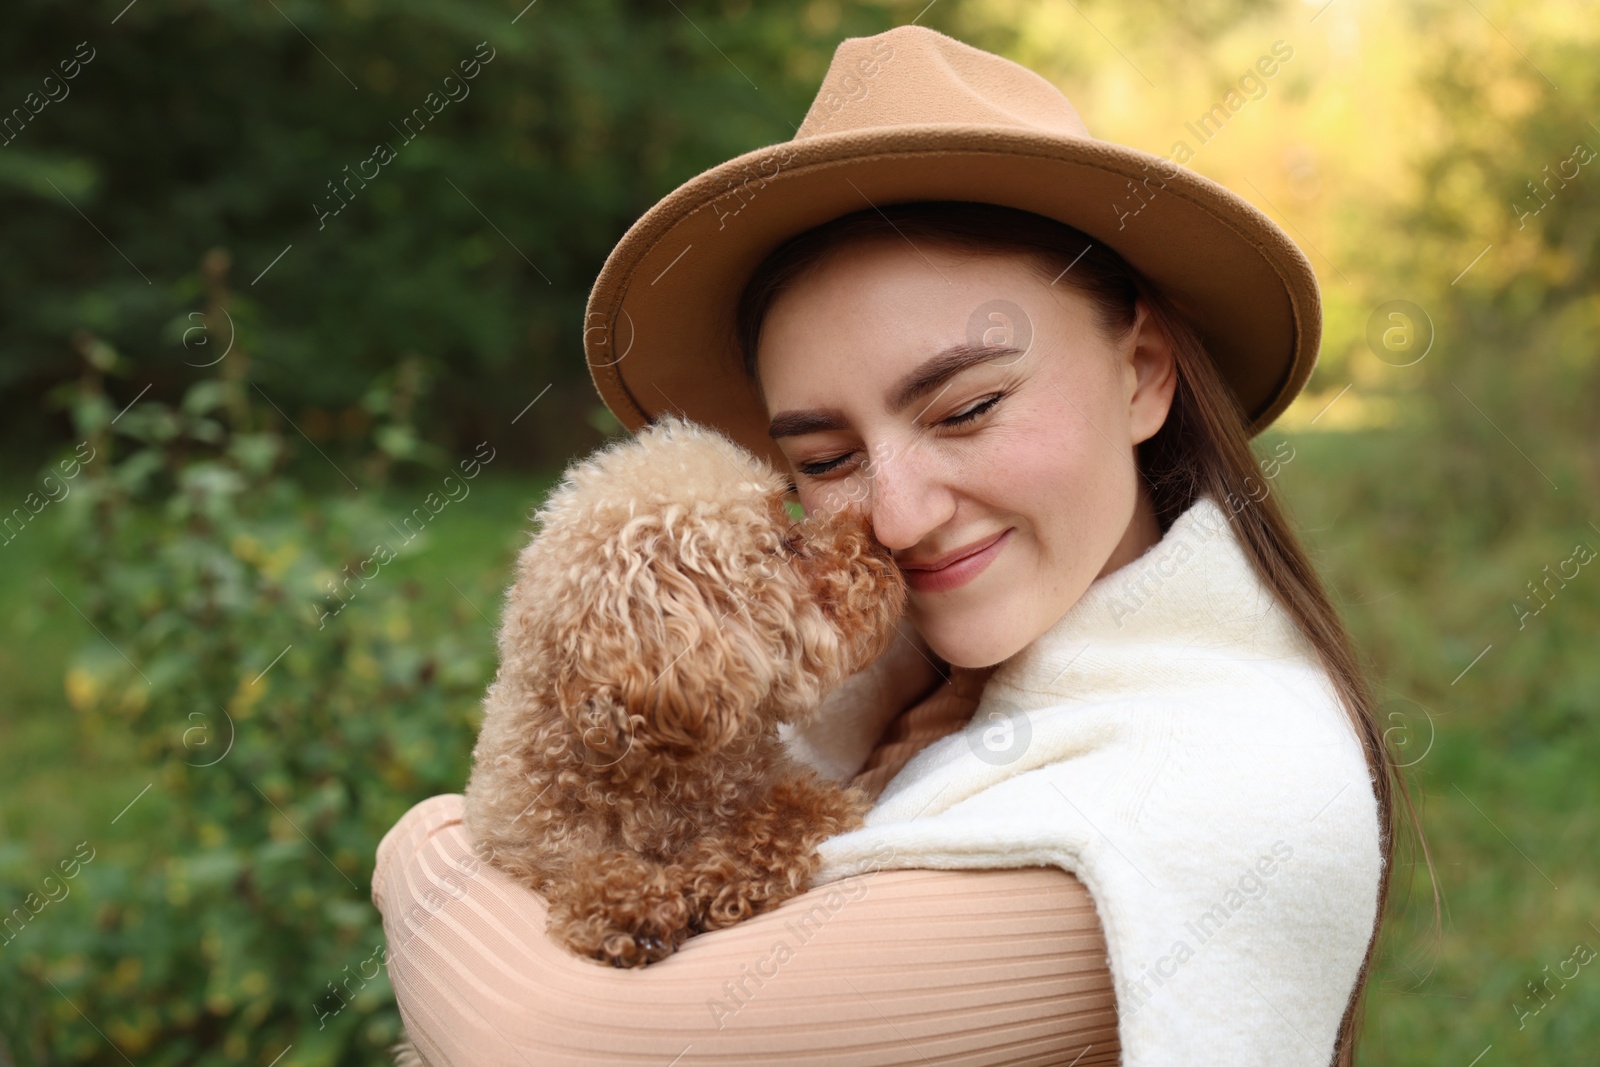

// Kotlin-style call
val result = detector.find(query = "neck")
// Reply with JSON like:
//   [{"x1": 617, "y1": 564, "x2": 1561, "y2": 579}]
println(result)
[{"x1": 1097, "y1": 482, "x2": 1164, "y2": 580}]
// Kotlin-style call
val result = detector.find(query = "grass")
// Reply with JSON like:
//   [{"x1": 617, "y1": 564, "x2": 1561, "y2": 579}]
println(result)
[{"x1": 1274, "y1": 428, "x2": 1600, "y2": 1062}]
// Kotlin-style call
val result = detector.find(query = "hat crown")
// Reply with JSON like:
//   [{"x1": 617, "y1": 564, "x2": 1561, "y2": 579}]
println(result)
[
  {"x1": 583, "y1": 25, "x2": 1322, "y2": 462},
  {"x1": 795, "y1": 25, "x2": 1091, "y2": 141}
]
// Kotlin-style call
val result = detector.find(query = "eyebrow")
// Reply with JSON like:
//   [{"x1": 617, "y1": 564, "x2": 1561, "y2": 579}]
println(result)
[{"x1": 766, "y1": 342, "x2": 1025, "y2": 440}]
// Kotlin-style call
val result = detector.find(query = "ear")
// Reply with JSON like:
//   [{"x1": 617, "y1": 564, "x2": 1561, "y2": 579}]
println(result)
[
  {"x1": 556, "y1": 521, "x2": 775, "y2": 758},
  {"x1": 1124, "y1": 296, "x2": 1178, "y2": 446},
  {"x1": 644, "y1": 622, "x2": 755, "y2": 752}
]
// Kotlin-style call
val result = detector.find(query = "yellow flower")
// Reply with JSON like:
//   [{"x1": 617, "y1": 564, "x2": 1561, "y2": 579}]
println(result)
[
  {"x1": 108, "y1": 1015, "x2": 155, "y2": 1055},
  {"x1": 228, "y1": 671, "x2": 267, "y2": 720},
  {"x1": 111, "y1": 957, "x2": 142, "y2": 991},
  {"x1": 261, "y1": 541, "x2": 300, "y2": 582},
  {"x1": 229, "y1": 533, "x2": 261, "y2": 563},
  {"x1": 384, "y1": 611, "x2": 411, "y2": 641},
  {"x1": 242, "y1": 996, "x2": 272, "y2": 1026},
  {"x1": 65, "y1": 668, "x2": 99, "y2": 711},
  {"x1": 350, "y1": 649, "x2": 380, "y2": 681},
  {"x1": 117, "y1": 681, "x2": 148, "y2": 715}
]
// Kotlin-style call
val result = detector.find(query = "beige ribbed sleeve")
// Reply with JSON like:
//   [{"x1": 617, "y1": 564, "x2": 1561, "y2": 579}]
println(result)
[
  {"x1": 848, "y1": 663, "x2": 1000, "y2": 802},
  {"x1": 374, "y1": 795, "x2": 1119, "y2": 1066},
  {"x1": 372, "y1": 665, "x2": 1120, "y2": 1065}
]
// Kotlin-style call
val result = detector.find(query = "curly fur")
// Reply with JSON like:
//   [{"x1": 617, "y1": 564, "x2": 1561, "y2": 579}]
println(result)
[{"x1": 454, "y1": 413, "x2": 905, "y2": 974}]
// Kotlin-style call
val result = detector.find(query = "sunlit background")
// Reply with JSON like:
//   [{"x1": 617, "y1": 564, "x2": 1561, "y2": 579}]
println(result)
[{"x1": 2, "y1": 0, "x2": 1596, "y2": 1062}]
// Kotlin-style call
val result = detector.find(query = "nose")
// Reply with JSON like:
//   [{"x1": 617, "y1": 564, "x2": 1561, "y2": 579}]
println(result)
[{"x1": 860, "y1": 439, "x2": 955, "y2": 557}]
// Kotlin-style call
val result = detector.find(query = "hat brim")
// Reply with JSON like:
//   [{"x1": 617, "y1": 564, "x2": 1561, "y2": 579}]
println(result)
[{"x1": 584, "y1": 125, "x2": 1320, "y2": 474}]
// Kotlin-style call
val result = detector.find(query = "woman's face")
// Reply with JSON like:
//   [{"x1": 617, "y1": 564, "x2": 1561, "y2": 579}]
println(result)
[{"x1": 755, "y1": 235, "x2": 1178, "y2": 669}]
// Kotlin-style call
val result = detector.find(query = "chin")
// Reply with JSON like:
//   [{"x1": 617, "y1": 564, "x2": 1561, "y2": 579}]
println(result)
[{"x1": 914, "y1": 606, "x2": 1025, "y2": 670}]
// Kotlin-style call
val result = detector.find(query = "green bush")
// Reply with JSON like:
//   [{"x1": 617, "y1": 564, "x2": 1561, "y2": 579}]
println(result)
[{"x1": 0, "y1": 268, "x2": 497, "y2": 1064}]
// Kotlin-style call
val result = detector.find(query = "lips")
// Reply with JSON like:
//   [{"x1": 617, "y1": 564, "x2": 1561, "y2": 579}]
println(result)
[
  {"x1": 896, "y1": 528, "x2": 1013, "y2": 594},
  {"x1": 898, "y1": 529, "x2": 1010, "y2": 573}
]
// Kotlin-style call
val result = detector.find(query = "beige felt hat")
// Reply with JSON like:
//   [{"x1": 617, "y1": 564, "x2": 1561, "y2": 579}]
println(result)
[{"x1": 583, "y1": 23, "x2": 1320, "y2": 472}]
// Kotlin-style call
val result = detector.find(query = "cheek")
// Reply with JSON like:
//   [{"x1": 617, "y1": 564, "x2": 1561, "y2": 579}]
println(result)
[
  {"x1": 797, "y1": 478, "x2": 859, "y2": 519},
  {"x1": 983, "y1": 398, "x2": 1129, "y2": 569},
  {"x1": 1032, "y1": 365, "x2": 1136, "y2": 503},
  {"x1": 982, "y1": 391, "x2": 1112, "y2": 506}
]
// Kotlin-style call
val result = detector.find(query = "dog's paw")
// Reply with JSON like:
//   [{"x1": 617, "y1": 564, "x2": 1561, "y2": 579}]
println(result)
[
  {"x1": 597, "y1": 927, "x2": 682, "y2": 968},
  {"x1": 549, "y1": 850, "x2": 701, "y2": 967}
]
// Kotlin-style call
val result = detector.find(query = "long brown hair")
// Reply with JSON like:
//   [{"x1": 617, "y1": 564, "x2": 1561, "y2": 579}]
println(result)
[{"x1": 734, "y1": 200, "x2": 1435, "y2": 1065}]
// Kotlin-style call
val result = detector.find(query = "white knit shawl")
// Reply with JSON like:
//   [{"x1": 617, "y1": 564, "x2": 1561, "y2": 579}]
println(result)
[{"x1": 785, "y1": 493, "x2": 1383, "y2": 1066}]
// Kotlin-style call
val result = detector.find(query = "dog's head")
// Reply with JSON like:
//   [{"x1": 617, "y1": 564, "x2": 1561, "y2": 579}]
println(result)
[{"x1": 507, "y1": 414, "x2": 906, "y2": 763}]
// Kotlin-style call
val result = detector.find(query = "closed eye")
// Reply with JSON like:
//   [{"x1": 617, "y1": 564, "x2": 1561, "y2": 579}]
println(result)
[
  {"x1": 795, "y1": 391, "x2": 1008, "y2": 477},
  {"x1": 941, "y1": 391, "x2": 1005, "y2": 427}
]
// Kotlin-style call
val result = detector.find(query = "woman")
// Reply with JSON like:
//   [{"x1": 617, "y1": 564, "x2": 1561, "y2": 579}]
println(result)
[{"x1": 373, "y1": 24, "x2": 1422, "y2": 1066}]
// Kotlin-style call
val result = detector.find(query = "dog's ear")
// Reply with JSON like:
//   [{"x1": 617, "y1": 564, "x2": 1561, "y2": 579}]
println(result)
[
  {"x1": 625, "y1": 564, "x2": 774, "y2": 754},
  {"x1": 549, "y1": 517, "x2": 776, "y2": 758}
]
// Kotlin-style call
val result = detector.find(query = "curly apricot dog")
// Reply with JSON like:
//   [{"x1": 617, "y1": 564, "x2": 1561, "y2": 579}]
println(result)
[{"x1": 461, "y1": 414, "x2": 907, "y2": 968}]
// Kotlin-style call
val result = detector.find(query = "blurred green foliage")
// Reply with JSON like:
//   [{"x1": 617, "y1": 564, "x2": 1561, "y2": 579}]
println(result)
[
  {"x1": 0, "y1": 0, "x2": 907, "y2": 468},
  {"x1": 0, "y1": 260, "x2": 501, "y2": 1061}
]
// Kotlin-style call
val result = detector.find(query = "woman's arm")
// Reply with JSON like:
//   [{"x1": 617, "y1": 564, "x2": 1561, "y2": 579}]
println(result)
[{"x1": 373, "y1": 794, "x2": 1121, "y2": 1066}]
